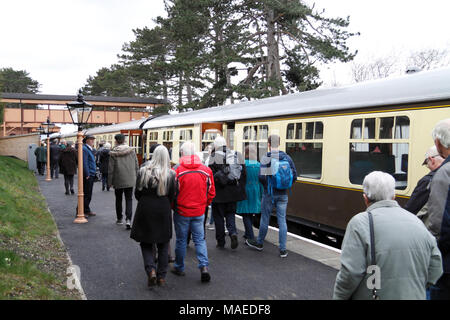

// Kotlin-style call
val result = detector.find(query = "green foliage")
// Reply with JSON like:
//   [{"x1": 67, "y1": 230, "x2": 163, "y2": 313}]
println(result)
[
  {"x1": 84, "y1": 0, "x2": 358, "y2": 110},
  {"x1": 0, "y1": 68, "x2": 40, "y2": 94}
]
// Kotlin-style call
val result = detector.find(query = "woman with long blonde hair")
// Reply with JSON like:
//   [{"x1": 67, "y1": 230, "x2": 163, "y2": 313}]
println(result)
[{"x1": 130, "y1": 145, "x2": 176, "y2": 288}]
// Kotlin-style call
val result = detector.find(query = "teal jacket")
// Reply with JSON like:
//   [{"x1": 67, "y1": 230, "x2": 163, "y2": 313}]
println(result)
[
  {"x1": 237, "y1": 160, "x2": 264, "y2": 214},
  {"x1": 333, "y1": 200, "x2": 443, "y2": 300}
]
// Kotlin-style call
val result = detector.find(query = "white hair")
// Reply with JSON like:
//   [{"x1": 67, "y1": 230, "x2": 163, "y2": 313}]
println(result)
[
  {"x1": 180, "y1": 141, "x2": 196, "y2": 156},
  {"x1": 104, "y1": 142, "x2": 111, "y2": 149},
  {"x1": 432, "y1": 118, "x2": 450, "y2": 148},
  {"x1": 137, "y1": 145, "x2": 173, "y2": 195},
  {"x1": 362, "y1": 171, "x2": 395, "y2": 203},
  {"x1": 214, "y1": 136, "x2": 227, "y2": 151}
]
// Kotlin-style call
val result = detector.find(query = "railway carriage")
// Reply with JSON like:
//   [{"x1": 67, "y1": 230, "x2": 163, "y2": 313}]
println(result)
[{"x1": 141, "y1": 67, "x2": 450, "y2": 242}]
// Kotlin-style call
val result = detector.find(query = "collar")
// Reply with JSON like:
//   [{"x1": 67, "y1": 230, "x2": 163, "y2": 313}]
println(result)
[{"x1": 366, "y1": 199, "x2": 399, "y2": 212}]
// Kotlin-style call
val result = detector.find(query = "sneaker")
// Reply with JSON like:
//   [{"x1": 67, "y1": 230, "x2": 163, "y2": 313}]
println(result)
[
  {"x1": 245, "y1": 239, "x2": 263, "y2": 251},
  {"x1": 280, "y1": 250, "x2": 288, "y2": 258},
  {"x1": 126, "y1": 219, "x2": 131, "y2": 229},
  {"x1": 207, "y1": 224, "x2": 215, "y2": 230},
  {"x1": 148, "y1": 269, "x2": 157, "y2": 287},
  {"x1": 86, "y1": 211, "x2": 96, "y2": 216},
  {"x1": 171, "y1": 268, "x2": 185, "y2": 276},
  {"x1": 200, "y1": 266, "x2": 211, "y2": 283},
  {"x1": 116, "y1": 219, "x2": 123, "y2": 225},
  {"x1": 230, "y1": 234, "x2": 238, "y2": 249}
]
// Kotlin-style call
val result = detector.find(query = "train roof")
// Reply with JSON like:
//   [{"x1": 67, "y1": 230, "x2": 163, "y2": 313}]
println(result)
[
  {"x1": 142, "y1": 66, "x2": 450, "y2": 129},
  {"x1": 53, "y1": 117, "x2": 149, "y2": 139}
]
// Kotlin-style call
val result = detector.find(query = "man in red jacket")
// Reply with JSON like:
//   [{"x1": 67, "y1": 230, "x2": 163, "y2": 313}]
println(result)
[{"x1": 172, "y1": 141, "x2": 216, "y2": 282}]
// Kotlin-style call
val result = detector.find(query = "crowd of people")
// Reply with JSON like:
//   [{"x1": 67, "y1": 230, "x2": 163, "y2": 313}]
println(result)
[{"x1": 35, "y1": 117, "x2": 450, "y2": 300}]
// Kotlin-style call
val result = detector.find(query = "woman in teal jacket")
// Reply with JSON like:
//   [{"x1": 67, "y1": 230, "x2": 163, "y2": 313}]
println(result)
[{"x1": 237, "y1": 145, "x2": 264, "y2": 240}]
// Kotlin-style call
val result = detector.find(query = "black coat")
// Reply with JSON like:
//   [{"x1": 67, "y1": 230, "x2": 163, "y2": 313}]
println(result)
[
  {"x1": 208, "y1": 147, "x2": 247, "y2": 203},
  {"x1": 130, "y1": 173, "x2": 176, "y2": 244},
  {"x1": 98, "y1": 148, "x2": 110, "y2": 175},
  {"x1": 58, "y1": 147, "x2": 77, "y2": 176},
  {"x1": 50, "y1": 144, "x2": 60, "y2": 164},
  {"x1": 404, "y1": 169, "x2": 437, "y2": 214}
]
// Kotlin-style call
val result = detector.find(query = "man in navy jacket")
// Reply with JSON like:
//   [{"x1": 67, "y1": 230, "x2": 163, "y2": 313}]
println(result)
[
  {"x1": 80, "y1": 135, "x2": 97, "y2": 218},
  {"x1": 246, "y1": 134, "x2": 297, "y2": 258}
]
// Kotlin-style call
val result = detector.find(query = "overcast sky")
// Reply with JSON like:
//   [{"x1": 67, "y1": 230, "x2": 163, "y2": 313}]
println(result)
[{"x1": 1, "y1": 0, "x2": 450, "y2": 95}]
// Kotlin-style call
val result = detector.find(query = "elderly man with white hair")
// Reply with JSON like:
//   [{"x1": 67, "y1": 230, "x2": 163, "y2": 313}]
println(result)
[
  {"x1": 333, "y1": 171, "x2": 442, "y2": 300},
  {"x1": 425, "y1": 118, "x2": 450, "y2": 300}
]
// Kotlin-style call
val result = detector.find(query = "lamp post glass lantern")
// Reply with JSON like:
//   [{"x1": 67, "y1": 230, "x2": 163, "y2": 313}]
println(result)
[
  {"x1": 41, "y1": 118, "x2": 54, "y2": 182},
  {"x1": 66, "y1": 90, "x2": 93, "y2": 224}
]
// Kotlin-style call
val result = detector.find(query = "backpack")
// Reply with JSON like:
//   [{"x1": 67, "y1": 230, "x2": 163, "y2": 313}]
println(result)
[
  {"x1": 267, "y1": 157, "x2": 293, "y2": 200},
  {"x1": 223, "y1": 150, "x2": 243, "y2": 185}
]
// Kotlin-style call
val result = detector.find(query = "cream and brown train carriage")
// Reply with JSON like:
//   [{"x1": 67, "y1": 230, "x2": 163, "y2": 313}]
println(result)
[
  {"x1": 57, "y1": 118, "x2": 149, "y2": 165},
  {"x1": 142, "y1": 67, "x2": 450, "y2": 244}
]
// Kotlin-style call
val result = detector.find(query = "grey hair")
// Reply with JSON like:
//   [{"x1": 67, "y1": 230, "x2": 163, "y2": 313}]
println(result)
[
  {"x1": 432, "y1": 118, "x2": 450, "y2": 148},
  {"x1": 180, "y1": 141, "x2": 196, "y2": 156},
  {"x1": 362, "y1": 171, "x2": 395, "y2": 203},
  {"x1": 137, "y1": 145, "x2": 173, "y2": 195},
  {"x1": 214, "y1": 136, "x2": 227, "y2": 150}
]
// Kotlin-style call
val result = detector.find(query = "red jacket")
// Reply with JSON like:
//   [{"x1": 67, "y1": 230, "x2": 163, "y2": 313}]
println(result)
[{"x1": 174, "y1": 155, "x2": 216, "y2": 217}]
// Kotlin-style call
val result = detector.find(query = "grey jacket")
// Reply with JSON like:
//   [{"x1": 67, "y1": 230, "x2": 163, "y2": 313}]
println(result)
[
  {"x1": 108, "y1": 144, "x2": 139, "y2": 189},
  {"x1": 423, "y1": 157, "x2": 450, "y2": 239},
  {"x1": 333, "y1": 200, "x2": 443, "y2": 300}
]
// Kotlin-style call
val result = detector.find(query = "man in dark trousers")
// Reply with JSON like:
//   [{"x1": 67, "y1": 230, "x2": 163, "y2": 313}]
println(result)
[
  {"x1": 79, "y1": 135, "x2": 97, "y2": 218},
  {"x1": 208, "y1": 136, "x2": 246, "y2": 250},
  {"x1": 50, "y1": 139, "x2": 61, "y2": 179},
  {"x1": 108, "y1": 133, "x2": 139, "y2": 229}
]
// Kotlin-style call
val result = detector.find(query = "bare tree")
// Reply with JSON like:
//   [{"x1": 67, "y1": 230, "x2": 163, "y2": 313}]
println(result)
[
  {"x1": 406, "y1": 48, "x2": 450, "y2": 71},
  {"x1": 350, "y1": 54, "x2": 398, "y2": 83}
]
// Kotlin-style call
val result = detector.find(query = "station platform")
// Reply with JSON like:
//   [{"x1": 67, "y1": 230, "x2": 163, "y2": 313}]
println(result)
[{"x1": 37, "y1": 174, "x2": 340, "y2": 300}]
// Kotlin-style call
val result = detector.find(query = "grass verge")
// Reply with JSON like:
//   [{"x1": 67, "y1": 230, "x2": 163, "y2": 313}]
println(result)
[{"x1": 0, "y1": 156, "x2": 81, "y2": 300}]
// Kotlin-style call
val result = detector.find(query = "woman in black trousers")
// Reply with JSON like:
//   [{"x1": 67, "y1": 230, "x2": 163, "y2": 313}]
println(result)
[{"x1": 130, "y1": 145, "x2": 176, "y2": 287}]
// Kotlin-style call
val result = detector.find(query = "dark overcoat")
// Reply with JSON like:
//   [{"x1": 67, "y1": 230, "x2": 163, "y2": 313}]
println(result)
[
  {"x1": 98, "y1": 148, "x2": 110, "y2": 175},
  {"x1": 59, "y1": 147, "x2": 78, "y2": 176},
  {"x1": 208, "y1": 147, "x2": 247, "y2": 203},
  {"x1": 130, "y1": 171, "x2": 176, "y2": 244}
]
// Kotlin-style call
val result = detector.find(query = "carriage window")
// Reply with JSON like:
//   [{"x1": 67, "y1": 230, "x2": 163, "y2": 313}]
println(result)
[
  {"x1": 287, "y1": 124, "x2": 294, "y2": 139},
  {"x1": 349, "y1": 142, "x2": 409, "y2": 190},
  {"x1": 258, "y1": 125, "x2": 268, "y2": 140},
  {"x1": 315, "y1": 122, "x2": 324, "y2": 139},
  {"x1": 350, "y1": 119, "x2": 363, "y2": 139},
  {"x1": 365, "y1": 118, "x2": 376, "y2": 139},
  {"x1": 285, "y1": 121, "x2": 323, "y2": 179},
  {"x1": 163, "y1": 131, "x2": 173, "y2": 141},
  {"x1": 305, "y1": 122, "x2": 314, "y2": 139},
  {"x1": 395, "y1": 116, "x2": 410, "y2": 139},
  {"x1": 380, "y1": 117, "x2": 394, "y2": 139}
]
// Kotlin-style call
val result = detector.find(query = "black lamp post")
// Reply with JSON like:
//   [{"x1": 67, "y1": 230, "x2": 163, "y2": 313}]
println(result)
[
  {"x1": 41, "y1": 118, "x2": 55, "y2": 182},
  {"x1": 66, "y1": 90, "x2": 93, "y2": 224}
]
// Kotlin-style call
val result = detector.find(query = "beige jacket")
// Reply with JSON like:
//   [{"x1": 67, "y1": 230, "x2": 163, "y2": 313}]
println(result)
[{"x1": 108, "y1": 144, "x2": 138, "y2": 189}]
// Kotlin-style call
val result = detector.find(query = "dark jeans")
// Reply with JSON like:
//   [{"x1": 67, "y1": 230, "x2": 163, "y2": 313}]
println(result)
[
  {"x1": 101, "y1": 173, "x2": 109, "y2": 190},
  {"x1": 140, "y1": 242, "x2": 169, "y2": 279},
  {"x1": 212, "y1": 202, "x2": 237, "y2": 247},
  {"x1": 37, "y1": 161, "x2": 45, "y2": 175},
  {"x1": 50, "y1": 161, "x2": 59, "y2": 178},
  {"x1": 76, "y1": 176, "x2": 94, "y2": 216},
  {"x1": 430, "y1": 274, "x2": 450, "y2": 300},
  {"x1": 115, "y1": 187, "x2": 133, "y2": 221},
  {"x1": 64, "y1": 174, "x2": 74, "y2": 193},
  {"x1": 84, "y1": 176, "x2": 95, "y2": 214},
  {"x1": 242, "y1": 214, "x2": 255, "y2": 240}
]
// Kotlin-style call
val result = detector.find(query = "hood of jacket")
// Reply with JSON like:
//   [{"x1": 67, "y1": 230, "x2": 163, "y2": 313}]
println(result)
[
  {"x1": 110, "y1": 144, "x2": 134, "y2": 158},
  {"x1": 266, "y1": 150, "x2": 289, "y2": 161},
  {"x1": 179, "y1": 154, "x2": 203, "y2": 169}
]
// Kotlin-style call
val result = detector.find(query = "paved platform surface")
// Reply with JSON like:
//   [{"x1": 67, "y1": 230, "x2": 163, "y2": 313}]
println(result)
[{"x1": 37, "y1": 174, "x2": 339, "y2": 300}]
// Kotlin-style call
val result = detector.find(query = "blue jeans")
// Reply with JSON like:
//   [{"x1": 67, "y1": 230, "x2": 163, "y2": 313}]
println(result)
[
  {"x1": 242, "y1": 214, "x2": 255, "y2": 240},
  {"x1": 257, "y1": 192, "x2": 288, "y2": 251},
  {"x1": 173, "y1": 213, "x2": 209, "y2": 272}
]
